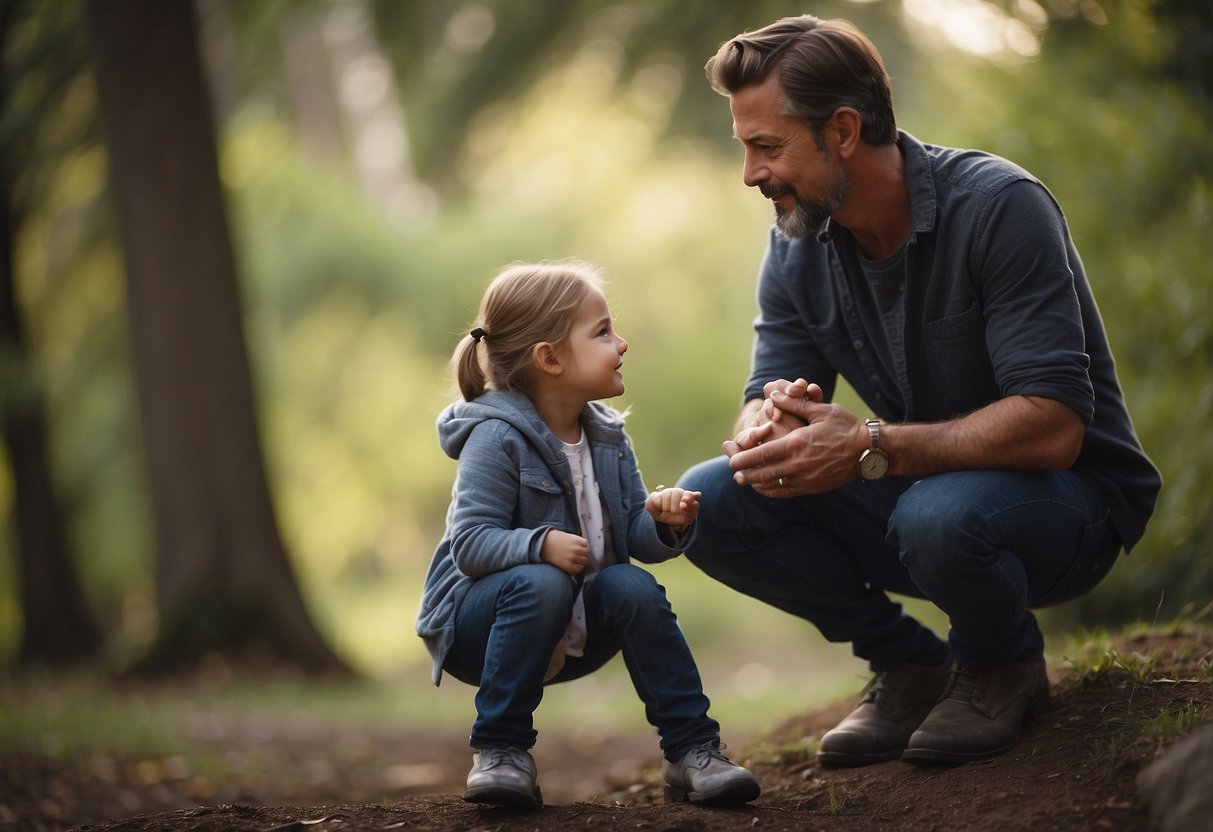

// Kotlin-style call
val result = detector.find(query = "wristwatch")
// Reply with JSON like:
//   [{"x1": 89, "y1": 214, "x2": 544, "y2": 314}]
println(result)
[{"x1": 857, "y1": 418, "x2": 890, "y2": 481}]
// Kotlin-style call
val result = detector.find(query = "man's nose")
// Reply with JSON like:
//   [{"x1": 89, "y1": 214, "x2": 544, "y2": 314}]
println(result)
[{"x1": 742, "y1": 149, "x2": 767, "y2": 188}]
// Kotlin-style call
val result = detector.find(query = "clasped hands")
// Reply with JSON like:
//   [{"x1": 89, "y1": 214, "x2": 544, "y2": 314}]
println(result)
[{"x1": 724, "y1": 377, "x2": 866, "y2": 497}]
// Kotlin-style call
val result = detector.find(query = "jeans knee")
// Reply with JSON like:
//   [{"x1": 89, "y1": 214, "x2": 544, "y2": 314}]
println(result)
[
  {"x1": 889, "y1": 484, "x2": 977, "y2": 571},
  {"x1": 592, "y1": 563, "x2": 660, "y2": 607},
  {"x1": 589, "y1": 564, "x2": 669, "y2": 627},
  {"x1": 499, "y1": 563, "x2": 577, "y2": 624}
]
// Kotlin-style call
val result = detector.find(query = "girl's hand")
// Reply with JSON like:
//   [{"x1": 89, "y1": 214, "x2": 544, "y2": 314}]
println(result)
[
  {"x1": 645, "y1": 487, "x2": 701, "y2": 533},
  {"x1": 541, "y1": 529, "x2": 589, "y2": 576}
]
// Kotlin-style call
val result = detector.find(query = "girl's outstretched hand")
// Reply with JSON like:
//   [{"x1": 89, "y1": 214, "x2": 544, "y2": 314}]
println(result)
[{"x1": 645, "y1": 486, "x2": 701, "y2": 533}]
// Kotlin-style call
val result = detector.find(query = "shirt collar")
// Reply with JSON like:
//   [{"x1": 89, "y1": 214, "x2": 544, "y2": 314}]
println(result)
[{"x1": 816, "y1": 130, "x2": 938, "y2": 245}]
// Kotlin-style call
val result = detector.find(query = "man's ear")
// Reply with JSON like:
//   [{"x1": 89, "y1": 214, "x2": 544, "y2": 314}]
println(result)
[
  {"x1": 532, "y1": 342, "x2": 563, "y2": 377},
  {"x1": 831, "y1": 107, "x2": 862, "y2": 159}
]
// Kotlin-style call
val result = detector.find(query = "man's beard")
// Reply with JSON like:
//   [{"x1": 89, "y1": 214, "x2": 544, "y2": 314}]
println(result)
[{"x1": 766, "y1": 167, "x2": 850, "y2": 239}]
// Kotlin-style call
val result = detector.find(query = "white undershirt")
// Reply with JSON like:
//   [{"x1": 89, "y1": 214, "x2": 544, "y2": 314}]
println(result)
[{"x1": 545, "y1": 430, "x2": 608, "y2": 680}]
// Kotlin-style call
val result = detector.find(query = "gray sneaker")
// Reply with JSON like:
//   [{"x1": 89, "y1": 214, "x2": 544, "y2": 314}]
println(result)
[
  {"x1": 463, "y1": 746, "x2": 542, "y2": 809},
  {"x1": 662, "y1": 743, "x2": 761, "y2": 805}
]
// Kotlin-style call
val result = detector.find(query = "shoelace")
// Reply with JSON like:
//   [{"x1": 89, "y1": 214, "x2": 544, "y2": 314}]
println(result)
[
  {"x1": 480, "y1": 747, "x2": 531, "y2": 772},
  {"x1": 687, "y1": 743, "x2": 731, "y2": 769},
  {"x1": 866, "y1": 664, "x2": 911, "y2": 703},
  {"x1": 944, "y1": 669, "x2": 981, "y2": 703}
]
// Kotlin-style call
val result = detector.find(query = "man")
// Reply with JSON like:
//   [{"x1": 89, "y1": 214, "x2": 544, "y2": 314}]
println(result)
[{"x1": 678, "y1": 15, "x2": 1160, "y2": 766}]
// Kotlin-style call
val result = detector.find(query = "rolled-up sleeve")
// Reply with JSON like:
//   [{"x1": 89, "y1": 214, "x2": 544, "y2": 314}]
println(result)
[{"x1": 974, "y1": 181, "x2": 1095, "y2": 423}]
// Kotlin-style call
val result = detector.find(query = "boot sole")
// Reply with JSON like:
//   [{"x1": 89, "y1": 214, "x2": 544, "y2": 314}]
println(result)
[
  {"x1": 463, "y1": 784, "x2": 543, "y2": 809},
  {"x1": 664, "y1": 778, "x2": 762, "y2": 806}
]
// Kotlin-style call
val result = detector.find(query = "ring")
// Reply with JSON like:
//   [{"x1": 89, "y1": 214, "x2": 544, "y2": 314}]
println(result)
[
  {"x1": 655, "y1": 485, "x2": 665, "y2": 491},
  {"x1": 778, "y1": 477, "x2": 787, "y2": 487}
]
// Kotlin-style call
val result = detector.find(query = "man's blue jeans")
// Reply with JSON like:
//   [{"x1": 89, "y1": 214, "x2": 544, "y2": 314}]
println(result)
[
  {"x1": 678, "y1": 457, "x2": 1121, "y2": 671},
  {"x1": 444, "y1": 562, "x2": 720, "y2": 759}
]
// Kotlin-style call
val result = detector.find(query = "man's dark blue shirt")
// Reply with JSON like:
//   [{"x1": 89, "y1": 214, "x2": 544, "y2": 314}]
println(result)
[{"x1": 744, "y1": 131, "x2": 1160, "y2": 550}]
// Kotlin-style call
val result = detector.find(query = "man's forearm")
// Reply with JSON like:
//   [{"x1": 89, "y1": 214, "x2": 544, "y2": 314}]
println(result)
[{"x1": 882, "y1": 395, "x2": 1085, "y2": 478}]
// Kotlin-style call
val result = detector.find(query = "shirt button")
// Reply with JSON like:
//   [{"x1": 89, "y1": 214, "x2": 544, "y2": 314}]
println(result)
[{"x1": 853, "y1": 339, "x2": 865, "y2": 350}]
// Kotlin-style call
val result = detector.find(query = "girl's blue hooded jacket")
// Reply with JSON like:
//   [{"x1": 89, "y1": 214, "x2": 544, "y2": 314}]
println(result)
[{"x1": 416, "y1": 390, "x2": 693, "y2": 685}]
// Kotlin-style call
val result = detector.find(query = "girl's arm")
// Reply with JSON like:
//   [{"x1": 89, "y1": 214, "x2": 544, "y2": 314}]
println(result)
[{"x1": 447, "y1": 423, "x2": 550, "y2": 578}]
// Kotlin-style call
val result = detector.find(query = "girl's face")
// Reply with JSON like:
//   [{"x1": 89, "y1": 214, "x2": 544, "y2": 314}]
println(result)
[{"x1": 560, "y1": 286, "x2": 628, "y2": 401}]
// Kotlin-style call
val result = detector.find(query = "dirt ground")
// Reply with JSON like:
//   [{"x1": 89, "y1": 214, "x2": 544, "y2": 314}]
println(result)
[{"x1": 3, "y1": 626, "x2": 1210, "y2": 832}]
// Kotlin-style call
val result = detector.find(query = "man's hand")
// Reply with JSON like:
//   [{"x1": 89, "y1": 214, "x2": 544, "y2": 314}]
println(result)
[
  {"x1": 645, "y1": 486, "x2": 701, "y2": 533},
  {"x1": 728, "y1": 382, "x2": 866, "y2": 496},
  {"x1": 725, "y1": 378, "x2": 818, "y2": 456},
  {"x1": 540, "y1": 529, "x2": 589, "y2": 575}
]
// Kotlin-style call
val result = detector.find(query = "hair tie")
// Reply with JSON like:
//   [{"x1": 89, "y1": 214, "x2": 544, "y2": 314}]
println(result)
[{"x1": 470, "y1": 327, "x2": 487, "y2": 343}]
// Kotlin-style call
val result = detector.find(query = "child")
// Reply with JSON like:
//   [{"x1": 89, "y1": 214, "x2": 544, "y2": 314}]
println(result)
[{"x1": 416, "y1": 261, "x2": 760, "y2": 809}]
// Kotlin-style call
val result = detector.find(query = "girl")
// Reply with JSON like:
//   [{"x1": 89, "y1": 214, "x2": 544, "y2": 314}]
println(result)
[{"x1": 416, "y1": 261, "x2": 760, "y2": 809}]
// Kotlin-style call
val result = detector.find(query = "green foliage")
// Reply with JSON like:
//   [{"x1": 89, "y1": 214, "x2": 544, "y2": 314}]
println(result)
[
  {"x1": 2, "y1": 0, "x2": 1208, "y2": 674},
  {"x1": 908, "y1": 0, "x2": 1213, "y2": 625}
]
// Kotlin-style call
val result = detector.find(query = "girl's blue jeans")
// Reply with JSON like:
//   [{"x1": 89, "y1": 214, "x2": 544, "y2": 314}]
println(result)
[
  {"x1": 677, "y1": 456, "x2": 1121, "y2": 671},
  {"x1": 443, "y1": 562, "x2": 719, "y2": 759}
]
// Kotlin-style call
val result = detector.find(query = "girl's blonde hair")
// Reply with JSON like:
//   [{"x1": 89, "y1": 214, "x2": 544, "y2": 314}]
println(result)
[{"x1": 454, "y1": 261, "x2": 604, "y2": 401}]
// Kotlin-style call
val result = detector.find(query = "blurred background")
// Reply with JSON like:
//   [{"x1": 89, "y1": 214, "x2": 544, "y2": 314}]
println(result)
[{"x1": 1, "y1": 0, "x2": 1209, "y2": 738}]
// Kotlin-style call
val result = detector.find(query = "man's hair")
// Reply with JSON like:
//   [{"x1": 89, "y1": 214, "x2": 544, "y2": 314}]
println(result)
[
  {"x1": 453, "y1": 261, "x2": 603, "y2": 402},
  {"x1": 705, "y1": 15, "x2": 897, "y2": 146}
]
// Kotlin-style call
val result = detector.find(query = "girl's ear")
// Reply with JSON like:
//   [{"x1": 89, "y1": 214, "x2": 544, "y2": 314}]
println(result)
[{"x1": 532, "y1": 342, "x2": 563, "y2": 377}]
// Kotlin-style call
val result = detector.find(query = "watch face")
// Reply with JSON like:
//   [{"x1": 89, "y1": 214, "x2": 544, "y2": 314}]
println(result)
[{"x1": 860, "y1": 449, "x2": 889, "y2": 480}]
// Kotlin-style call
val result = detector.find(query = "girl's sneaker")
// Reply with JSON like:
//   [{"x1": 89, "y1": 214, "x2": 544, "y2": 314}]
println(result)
[
  {"x1": 463, "y1": 746, "x2": 543, "y2": 809},
  {"x1": 662, "y1": 742, "x2": 761, "y2": 805}
]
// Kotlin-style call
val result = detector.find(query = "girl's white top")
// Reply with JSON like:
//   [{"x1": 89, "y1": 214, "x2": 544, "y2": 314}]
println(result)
[{"x1": 545, "y1": 430, "x2": 611, "y2": 680}]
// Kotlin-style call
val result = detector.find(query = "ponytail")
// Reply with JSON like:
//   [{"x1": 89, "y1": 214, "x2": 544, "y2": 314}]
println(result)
[{"x1": 453, "y1": 332, "x2": 488, "y2": 402}]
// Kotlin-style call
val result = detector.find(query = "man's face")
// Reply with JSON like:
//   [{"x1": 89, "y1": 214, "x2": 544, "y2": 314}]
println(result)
[{"x1": 730, "y1": 73, "x2": 849, "y2": 238}]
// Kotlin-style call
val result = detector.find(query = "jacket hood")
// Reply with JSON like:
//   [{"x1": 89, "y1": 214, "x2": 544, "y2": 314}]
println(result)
[{"x1": 436, "y1": 390, "x2": 627, "y2": 462}]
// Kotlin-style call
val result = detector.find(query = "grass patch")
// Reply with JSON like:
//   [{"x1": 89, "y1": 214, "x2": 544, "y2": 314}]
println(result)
[
  {"x1": 1067, "y1": 646, "x2": 1160, "y2": 686},
  {"x1": 1090, "y1": 701, "x2": 1213, "y2": 761}
]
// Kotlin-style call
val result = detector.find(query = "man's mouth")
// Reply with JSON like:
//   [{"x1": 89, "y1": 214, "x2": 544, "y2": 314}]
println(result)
[{"x1": 759, "y1": 182, "x2": 793, "y2": 200}]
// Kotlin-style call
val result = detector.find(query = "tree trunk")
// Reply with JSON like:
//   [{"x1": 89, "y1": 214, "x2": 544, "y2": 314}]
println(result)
[
  {"x1": 85, "y1": 0, "x2": 347, "y2": 675},
  {"x1": 0, "y1": 107, "x2": 102, "y2": 666}
]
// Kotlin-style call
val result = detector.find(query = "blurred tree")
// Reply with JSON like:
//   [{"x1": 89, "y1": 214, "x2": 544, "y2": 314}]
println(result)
[
  {"x1": 85, "y1": 0, "x2": 347, "y2": 674},
  {"x1": 0, "y1": 1, "x2": 103, "y2": 665},
  {"x1": 277, "y1": 0, "x2": 910, "y2": 202}
]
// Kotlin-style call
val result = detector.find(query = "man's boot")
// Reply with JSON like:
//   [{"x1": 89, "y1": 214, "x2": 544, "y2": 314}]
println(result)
[
  {"x1": 817, "y1": 659, "x2": 953, "y2": 766},
  {"x1": 902, "y1": 658, "x2": 1049, "y2": 764}
]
